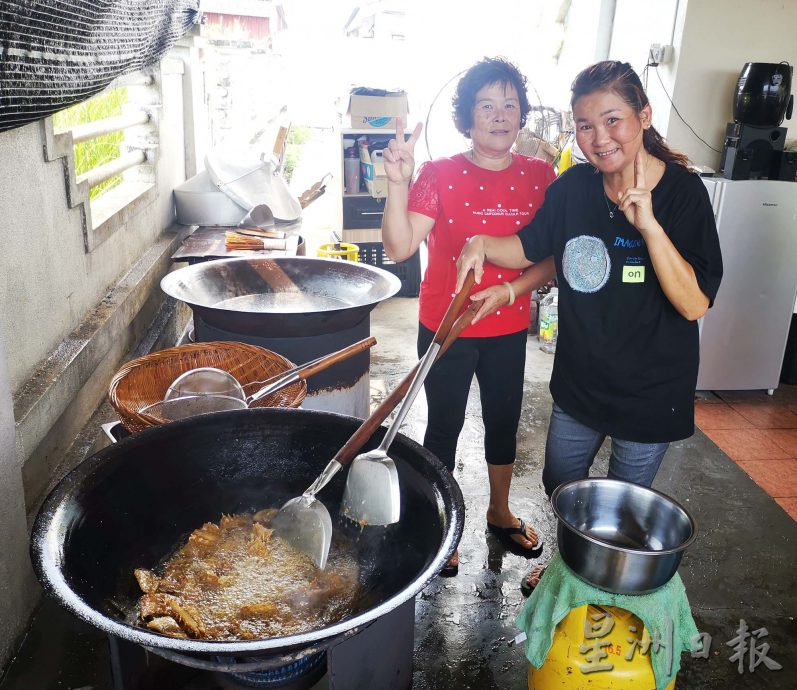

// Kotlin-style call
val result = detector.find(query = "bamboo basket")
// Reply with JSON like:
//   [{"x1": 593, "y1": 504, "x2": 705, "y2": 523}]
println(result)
[{"x1": 109, "y1": 342, "x2": 306, "y2": 432}]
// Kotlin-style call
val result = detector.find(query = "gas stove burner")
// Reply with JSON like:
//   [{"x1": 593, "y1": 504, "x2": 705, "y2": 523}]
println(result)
[{"x1": 218, "y1": 652, "x2": 326, "y2": 689}]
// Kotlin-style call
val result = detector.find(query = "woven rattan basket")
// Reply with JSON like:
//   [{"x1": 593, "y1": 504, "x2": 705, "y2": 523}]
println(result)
[{"x1": 109, "y1": 342, "x2": 306, "y2": 432}]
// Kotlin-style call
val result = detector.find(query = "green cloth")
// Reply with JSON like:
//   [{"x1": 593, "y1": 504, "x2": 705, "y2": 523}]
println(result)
[{"x1": 515, "y1": 553, "x2": 699, "y2": 690}]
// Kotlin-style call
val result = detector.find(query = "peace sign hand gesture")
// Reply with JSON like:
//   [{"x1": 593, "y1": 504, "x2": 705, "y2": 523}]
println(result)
[
  {"x1": 617, "y1": 150, "x2": 657, "y2": 237},
  {"x1": 382, "y1": 117, "x2": 423, "y2": 186}
]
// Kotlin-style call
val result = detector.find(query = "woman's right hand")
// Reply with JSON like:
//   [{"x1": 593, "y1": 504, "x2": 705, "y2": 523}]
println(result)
[
  {"x1": 382, "y1": 117, "x2": 423, "y2": 185},
  {"x1": 456, "y1": 236, "x2": 487, "y2": 291},
  {"x1": 467, "y1": 283, "x2": 510, "y2": 324}
]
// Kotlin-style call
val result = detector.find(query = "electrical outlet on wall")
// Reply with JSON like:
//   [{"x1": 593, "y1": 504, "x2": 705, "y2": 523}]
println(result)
[{"x1": 649, "y1": 44, "x2": 673, "y2": 65}]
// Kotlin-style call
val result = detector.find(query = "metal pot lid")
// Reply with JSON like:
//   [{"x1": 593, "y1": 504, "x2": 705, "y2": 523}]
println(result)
[{"x1": 205, "y1": 148, "x2": 302, "y2": 222}]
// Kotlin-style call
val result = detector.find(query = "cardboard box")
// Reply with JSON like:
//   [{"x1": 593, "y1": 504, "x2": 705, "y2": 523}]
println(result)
[
  {"x1": 359, "y1": 145, "x2": 388, "y2": 198},
  {"x1": 341, "y1": 228, "x2": 382, "y2": 243},
  {"x1": 366, "y1": 177, "x2": 388, "y2": 198},
  {"x1": 348, "y1": 92, "x2": 408, "y2": 129}
]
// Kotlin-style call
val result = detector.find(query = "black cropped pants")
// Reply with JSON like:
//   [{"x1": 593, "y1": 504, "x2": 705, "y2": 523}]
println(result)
[{"x1": 417, "y1": 324, "x2": 527, "y2": 472}]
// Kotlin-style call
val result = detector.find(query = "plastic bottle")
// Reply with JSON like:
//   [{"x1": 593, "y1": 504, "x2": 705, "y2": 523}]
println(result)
[
  {"x1": 538, "y1": 287, "x2": 558, "y2": 354},
  {"x1": 344, "y1": 146, "x2": 361, "y2": 194}
]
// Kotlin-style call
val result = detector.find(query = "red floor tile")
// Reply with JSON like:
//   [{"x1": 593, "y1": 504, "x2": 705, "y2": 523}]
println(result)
[
  {"x1": 767, "y1": 429, "x2": 797, "y2": 456},
  {"x1": 728, "y1": 403, "x2": 797, "y2": 429},
  {"x1": 694, "y1": 403, "x2": 754, "y2": 430},
  {"x1": 736, "y1": 458, "x2": 797, "y2": 498},
  {"x1": 701, "y1": 386, "x2": 797, "y2": 521},
  {"x1": 775, "y1": 497, "x2": 797, "y2": 521},
  {"x1": 702, "y1": 428, "x2": 792, "y2": 462}
]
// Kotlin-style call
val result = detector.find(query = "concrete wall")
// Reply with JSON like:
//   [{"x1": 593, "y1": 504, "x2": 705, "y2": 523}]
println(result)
[
  {"x1": 666, "y1": 0, "x2": 797, "y2": 169},
  {"x1": 608, "y1": 0, "x2": 679, "y2": 136},
  {"x1": 0, "y1": 43, "x2": 201, "y2": 667},
  {"x1": 0, "y1": 60, "x2": 186, "y2": 391},
  {"x1": 609, "y1": 0, "x2": 797, "y2": 169},
  {"x1": 0, "y1": 336, "x2": 38, "y2": 667}
]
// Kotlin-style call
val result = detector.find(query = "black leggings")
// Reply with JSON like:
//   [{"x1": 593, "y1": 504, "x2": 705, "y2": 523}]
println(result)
[{"x1": 417, "y1": 324, "x2": 527, "y2": 472}]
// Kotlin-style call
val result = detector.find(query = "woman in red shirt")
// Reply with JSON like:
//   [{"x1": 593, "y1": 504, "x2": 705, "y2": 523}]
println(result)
[{"x1": 382, "y1": 58, "x2": 554, "y2": 576}]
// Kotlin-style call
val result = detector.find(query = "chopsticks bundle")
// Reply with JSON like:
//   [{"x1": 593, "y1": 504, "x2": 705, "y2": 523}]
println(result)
[{"x1": 225, "y1": 232, "x2": 287, "y2": 251}]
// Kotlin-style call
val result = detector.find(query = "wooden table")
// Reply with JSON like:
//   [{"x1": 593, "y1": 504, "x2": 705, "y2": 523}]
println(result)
[{"x1": 172, "y1": 223, "x2": 303, "y2": 264}]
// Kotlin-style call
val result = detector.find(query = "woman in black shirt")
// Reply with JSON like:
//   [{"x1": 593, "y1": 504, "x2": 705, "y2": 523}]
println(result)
[{"x1": 455, "y1": 61, "x2": 723, "y2": 593}]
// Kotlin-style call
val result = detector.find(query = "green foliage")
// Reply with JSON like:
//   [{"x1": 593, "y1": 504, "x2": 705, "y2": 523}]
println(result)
[
  {"x1": 282, "y1": 126, "x2": 311, "y2": 184},
  {"x1": 53, "y1": 87, "x2": 129, "y2": 199}
]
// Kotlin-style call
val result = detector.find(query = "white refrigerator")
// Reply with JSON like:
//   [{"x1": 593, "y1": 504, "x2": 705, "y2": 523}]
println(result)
[{"x1": 697, "y1": 178, "x2": 797, "y2": 393}]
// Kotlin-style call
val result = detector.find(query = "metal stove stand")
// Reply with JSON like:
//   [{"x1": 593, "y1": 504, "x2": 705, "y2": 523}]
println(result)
[{"x1": 109, "y1": 598, "x2": 415, "y2": 690}]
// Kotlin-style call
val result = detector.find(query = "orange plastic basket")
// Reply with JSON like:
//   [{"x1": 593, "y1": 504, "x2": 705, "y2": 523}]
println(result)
[{"x1": 108, "y1": 341, "x2": 306, "y2": 432}]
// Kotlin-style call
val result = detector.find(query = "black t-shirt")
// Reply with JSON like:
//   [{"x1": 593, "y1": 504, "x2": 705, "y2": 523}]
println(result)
[{"x1": 518, "y1": 163, "x2": 723, "y2": 443}]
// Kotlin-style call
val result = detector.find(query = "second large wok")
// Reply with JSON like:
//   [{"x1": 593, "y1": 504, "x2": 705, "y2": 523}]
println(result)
[
  {"x1": 160, "y1": 257, "x2": 401, "y2": 337},
  {"x1": 30, "y1": 408, "x2": 463, "y2": 667}
]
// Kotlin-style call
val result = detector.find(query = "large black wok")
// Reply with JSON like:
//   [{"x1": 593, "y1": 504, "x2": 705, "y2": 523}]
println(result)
[
  {"x1": 30, "y1": 409, "x2": 463, "y2": 670},
  {"x1": 160, "y1": 257, "x2": 401, "y2": 337}
]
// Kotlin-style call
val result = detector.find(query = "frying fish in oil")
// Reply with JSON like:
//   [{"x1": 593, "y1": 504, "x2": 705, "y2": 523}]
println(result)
[{"x1": 134, "y1": 508, "x2": 360, "y2": 640}]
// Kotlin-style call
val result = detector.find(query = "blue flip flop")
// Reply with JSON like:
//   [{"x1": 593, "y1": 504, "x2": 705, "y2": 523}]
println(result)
[{"x1": 487, "y1": 518, "x2": 543, "y2": 558}]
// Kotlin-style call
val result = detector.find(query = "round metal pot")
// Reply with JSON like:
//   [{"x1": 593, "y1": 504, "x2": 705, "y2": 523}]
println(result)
[
  {"x1": 160, "y1": 257, "x2": 401, "y2": 337},
  {"x1": 551, "y1": 478, "x2": 697, "y2": 595},
  {"x1": 30, "y1": 408, "x2": 463, "y2": 669}
]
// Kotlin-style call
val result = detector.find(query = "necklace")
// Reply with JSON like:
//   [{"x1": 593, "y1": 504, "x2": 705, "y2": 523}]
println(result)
[{"x1": 604, "y1": 191, "x2": 618, "y2": 219}]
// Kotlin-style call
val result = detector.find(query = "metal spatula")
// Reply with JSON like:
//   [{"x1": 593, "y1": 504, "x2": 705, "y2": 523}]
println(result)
[
  {"x1": 272, "y1": 272, "x2": 477, "y2": 568},
  {"x1": 340, "y1": 271, "x2": 477, "y2": 526},
  {"x1": 338, "y1": 340, "x2": 435, "y2": 525}
]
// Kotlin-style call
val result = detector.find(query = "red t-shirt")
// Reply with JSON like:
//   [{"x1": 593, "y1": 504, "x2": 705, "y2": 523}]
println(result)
[{"x1": 408, "y1": 153, "x2": 554, "y2": 337}]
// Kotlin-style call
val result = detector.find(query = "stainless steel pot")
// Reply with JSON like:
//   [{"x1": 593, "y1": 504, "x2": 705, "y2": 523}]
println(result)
[{"x1": 551, "y1": 479, "x2": 697, "y2": 594}]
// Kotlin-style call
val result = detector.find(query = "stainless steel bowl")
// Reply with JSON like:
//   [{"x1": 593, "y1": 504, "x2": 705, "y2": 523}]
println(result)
[{"x1": 551, "y1": 479, "x2": 697, "y2": 594}]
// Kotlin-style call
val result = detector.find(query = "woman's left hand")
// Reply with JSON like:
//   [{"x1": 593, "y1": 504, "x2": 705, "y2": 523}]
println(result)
[
  {"x1": 618, "y1": 150, "x2": 711, "y2": 321},
  {"x1": 618, "y1": 150, "x2": 661, "y2": 237}
]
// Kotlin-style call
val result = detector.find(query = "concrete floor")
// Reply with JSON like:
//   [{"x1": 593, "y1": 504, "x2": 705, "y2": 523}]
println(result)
[
  {"x1": 2, "y1": 296, "x2": 796, "y2": 689},
  {"x1": 372, "y1": 297, "x2": 797, "y2": 690}
]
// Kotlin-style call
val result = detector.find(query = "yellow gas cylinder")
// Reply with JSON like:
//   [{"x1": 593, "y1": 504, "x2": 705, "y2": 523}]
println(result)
[{"x1": 528, "y1": 604, "x2": 676, "y2": 689}]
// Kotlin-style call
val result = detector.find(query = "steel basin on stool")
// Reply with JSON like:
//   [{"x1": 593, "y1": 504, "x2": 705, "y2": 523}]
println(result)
[{"x1": 551, "y1": 479, "x2": 697, "y2": 595}]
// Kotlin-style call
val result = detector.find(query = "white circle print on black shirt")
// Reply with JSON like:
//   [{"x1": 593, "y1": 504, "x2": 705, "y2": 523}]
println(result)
[{"x1": 562, "y1": 235, "x2": 611, "y2": 293}]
